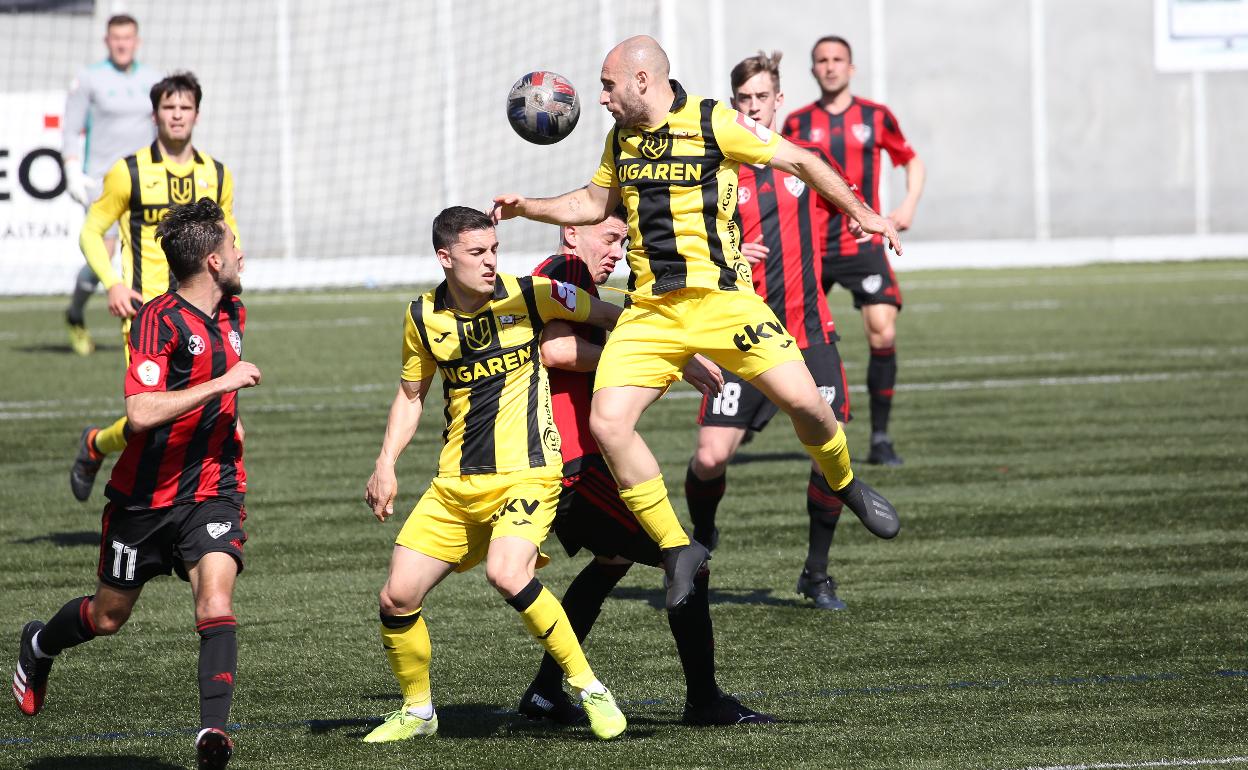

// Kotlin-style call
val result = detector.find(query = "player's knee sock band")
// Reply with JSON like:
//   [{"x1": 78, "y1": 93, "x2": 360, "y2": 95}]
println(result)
[
  {"x1": 618, "y1": 474, "x2": 689, "y2": 550},
  {"x1": 94, "y1": 415, "x2": 130, "y2": 456},
  {"x1": 868, "y1": 346, "x2": 897, "y2": 435},
  {"x1": 508, "y1": 578, "x2": 594, "y2": 691},
  {"x1": 684, "y1": 463, "x2": 726, "y2": 536},
  {"x1": 196, "y1": 615, "x2": 237, "y2": 731},
  {"x1": 806, "y1": 469, "x2": 843, "y2": 574},
  {"x1": 36, "y1": 595, "x2": 97, "y2": 656},
  {"x1": 380, "y1": 609, "x2": 432, "y2": 706},
  {"x1": 802, "y1": 425, "x2": 854, "y2": 492},
  {"x1": 533, "y1": 561, "x2": 629, "y2": 691}
]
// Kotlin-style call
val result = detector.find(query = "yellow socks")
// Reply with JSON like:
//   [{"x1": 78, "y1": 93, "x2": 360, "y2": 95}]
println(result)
[
  {"x1": 379, "y1": 609, "x2": 432, "y2": 709},
  {"x1": 507, "y1": 578, "x2": 595, "y2": 690},
  {"x1": 618, "y1": 475, "x2": 690, "y2": 550},
  {"x1": 802, "y1": 425, "x2": 855, "y2": 492},
  {"x1": 94, "y1": 415, "x2": 129, "y2": 456}
]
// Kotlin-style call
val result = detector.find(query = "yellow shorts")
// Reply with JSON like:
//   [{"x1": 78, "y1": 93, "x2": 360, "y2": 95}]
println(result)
[
  {"x1": 595, "y1": 287, "x2": 804, "y2": 391},
  {"x1": 121, "y1": 317, "x2": 132, "y2": 365},
  {"x1": 395, "y1": 466, "x2": 561, "y2": 572}
]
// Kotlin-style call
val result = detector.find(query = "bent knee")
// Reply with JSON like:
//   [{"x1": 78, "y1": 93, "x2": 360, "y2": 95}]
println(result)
[
  {"x1": 486, "y1": 565, "x2": 532, "y2": 597},
  {"x1": 90, "y1": 608, "x2": 131, "y2": 636},
  {"x1": 691, "y1": 445, "x2": 730, "y2": 478},
  {"x1": 378, "y1": 586, "x2": 422, "y2": 617}
]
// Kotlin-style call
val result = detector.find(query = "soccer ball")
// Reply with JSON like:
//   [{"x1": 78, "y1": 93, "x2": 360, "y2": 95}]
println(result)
[{"x1": 506, "y1": 71, "x2": 580, "y2": 145}]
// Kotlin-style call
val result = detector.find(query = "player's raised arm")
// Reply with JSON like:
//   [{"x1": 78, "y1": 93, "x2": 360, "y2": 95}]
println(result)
[
  {"x1": 769, "y1": 138, "x2": 903, "y2": 255},
  {"x1": 366, "y1": 376, "x2": 432, "y2": 522},
  {"x1": 492, "y1": 182, "x2": 618, "y2": 227}
]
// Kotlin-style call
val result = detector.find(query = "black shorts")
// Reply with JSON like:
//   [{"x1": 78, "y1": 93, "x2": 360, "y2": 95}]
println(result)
[
  {"x1": 553, "y1": 455, "x2": 661, "y2": 567},
  {"x1": 822, "y1": 241, "x2": 904, "y2": 309},
  {"x1": 698, "y1": 343, "x2": 851, "y2": 431},
  {"x1": 97, "y1": 498, "x2": 247, "y2": 590}
]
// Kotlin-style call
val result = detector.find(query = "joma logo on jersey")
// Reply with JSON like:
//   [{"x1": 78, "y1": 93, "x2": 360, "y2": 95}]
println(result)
[
  {"x1": 733, "y1": 320, "x2": 788, "y2": 352},
  {"x1": 442, "y1": 345, "x2": 532, "y2": 385},
  {"x1": 461, "y1": 316, "x2": 492, "y2": 351},
  {"x1": 638, "y1": 132, "x2": 670, "y2": 159},
  {"x1": 169, "y1": 175, "x2": 194, "y2": 205},
  {"x1": 619, "y1": 161, "x2": 701, "y2": 184}
]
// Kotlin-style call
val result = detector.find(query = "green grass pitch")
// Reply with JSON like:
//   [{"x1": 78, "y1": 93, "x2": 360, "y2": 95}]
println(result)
[{"x1": 1, "y1": 259, "x2": 1246, "y2": 769}]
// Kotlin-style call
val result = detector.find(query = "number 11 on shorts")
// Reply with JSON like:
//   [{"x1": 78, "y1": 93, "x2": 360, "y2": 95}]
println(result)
[{"x1": 110, "y1": 541, "x2": 138, "y2": 581}]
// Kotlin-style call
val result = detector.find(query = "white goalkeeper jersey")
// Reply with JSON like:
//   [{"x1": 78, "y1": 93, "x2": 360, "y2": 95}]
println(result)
[{"x1": 63, "y1": 59, "x2": 161, "y2": 179}]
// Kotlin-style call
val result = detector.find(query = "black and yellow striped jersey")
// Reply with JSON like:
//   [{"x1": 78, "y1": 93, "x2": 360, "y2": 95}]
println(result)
[
  {"x1": 591, "y1": 79, "x2": 780, "y2": 297},
  {"x1": 81, "y1": 142, "x2": 239, "y2": 301},
  {"x1": 402, "y1": 272, "x2": 595, "y2": 476}
]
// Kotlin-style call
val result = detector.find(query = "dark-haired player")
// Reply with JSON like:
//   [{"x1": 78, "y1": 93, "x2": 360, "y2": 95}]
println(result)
[
  {"x1": 517, "y1": 211, "x2": 770, "y2": 726},
  {"x1": 687, "y1": 51, "x2": 869, "y2": 611},
  {"x1": 14, "y1": 197, "x2": 256, "y2": 770},
  {"x1": 494, "y1": 36, "x2": 901, "y2": 614},
  {"x1": 71, "y1": 71, "x2": 241, "y2": 503},
  {"x1": 361, "y1": 207, "x2": 629, "y2": 742},
  {"x1": 783, "y1": 35, "x2": 925, "y2": 466}
]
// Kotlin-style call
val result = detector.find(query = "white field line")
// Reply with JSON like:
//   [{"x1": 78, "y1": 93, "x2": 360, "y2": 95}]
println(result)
[
  {"x1": 2, "y1": 266, "x2": 1246, "y2": 314},
  {"x1": 0, "y1": 315, "x2": 380, "y2": 340},
  {"x1": 1004, "y1": 756, "x2": 1248, "y2": 770},
  {"x1": 906, "y1": 268, "x2": 1248, "y2": 291},
  {"x1": 2, "y1": 368, "x2": 1246, "y2": 421}
]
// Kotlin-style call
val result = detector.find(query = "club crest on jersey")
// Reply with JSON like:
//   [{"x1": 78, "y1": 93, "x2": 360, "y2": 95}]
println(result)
[
  {"x1": 169, "y1": 175, "x2": 194, "y2": 205},
  {"x1": 784, "y1": 176, "x2": 806, "y2": 197},
  {"x1": 851, "y1": 123, "x2": 872, "y2": 143},
  {"x1": 461, "y1": 316, "x2": 492, "y2": 351},
  {"x1": 206, "y1": 522, "x2": 231, "y2": 539},
  {"x1": 498, "y1": 313, "x2": 526, "y2": 327},
  {"x1": 809, "y1": 127, "x2": 826, "y2": 142},
  {"x1": 862, "y1": 274, "x2": 883, "y2": 294},
  {"x1": 638, "y1": 131, "x2": 670, "y2": 160},
  {"x1": 735, "y1": 112, "x2": 772, "y2": 142},
  {"x1": 737, "y1": 186, "x2": 752, "y2": 205},
  {"x1": 137, "y1": 360, "x2": 161, "y2": 387},
  {"x1": 551, "y1": 281, "x2": 577, "y2": 312},
  {"x1": 228, "y1": 330, "x2": 242, "y2": 356},
  {"x1": 187, "y1": 334, "x2": 206, "y2": 356}
]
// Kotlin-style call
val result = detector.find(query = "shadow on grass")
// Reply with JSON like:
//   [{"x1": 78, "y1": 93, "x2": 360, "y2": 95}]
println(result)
[
  {"x1": 731, "y1": 450, "x2": 810, "y2": 466},
  {"x1": 26, "y1": 757, "x2": 183, "y2": 770},
  {"x1": 328, "y1": 703, "x2": 659, "y2": 741},
  {"x1": 13, "y1": 531, "x2": 99, "y2": 547},
  {"x1": 610, "y1": 586, "x2": 802, "y2": 610}
]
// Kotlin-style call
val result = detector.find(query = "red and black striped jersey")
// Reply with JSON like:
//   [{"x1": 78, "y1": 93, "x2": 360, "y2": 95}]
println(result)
[
  {"x1": 532, "y1": 253, "x2": 602, "y2": 467},
  {"x1": 738, "y1": 140, "x2": 842, "y2": 349},
  {"x1": 106, "y1": 292, "x2": 247, "y2": 509},
  {"x1": 782, "y1": 97, "x2": 915, "y2": 257}
]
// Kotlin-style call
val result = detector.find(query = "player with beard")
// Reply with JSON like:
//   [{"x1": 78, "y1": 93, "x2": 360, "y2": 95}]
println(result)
[
  {"x1": 494, "y1": 36, "x2": 902, "y2": 615},
  {"x1": 14, "y1": 197, "x2": 256, "y2": 770}
]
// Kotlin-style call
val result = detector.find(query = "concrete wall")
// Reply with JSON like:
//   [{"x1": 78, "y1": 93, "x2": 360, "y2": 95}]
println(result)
[{"x1": 1, "y1": 0, "x2": 1245, "y2": 271}]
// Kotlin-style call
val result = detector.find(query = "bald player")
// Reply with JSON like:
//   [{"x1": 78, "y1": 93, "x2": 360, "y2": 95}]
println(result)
[{"x1": 494, "y1": 36, "x2": 902, "y2": 612}]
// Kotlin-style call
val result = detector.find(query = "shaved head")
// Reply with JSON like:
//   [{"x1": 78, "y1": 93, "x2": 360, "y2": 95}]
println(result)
[
  {"x1": 599, "y1": 35, "x2": 675, "y2": 128},
  {"x1": 608, "y1": 35, "x2": 670, "y2": 80}
]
